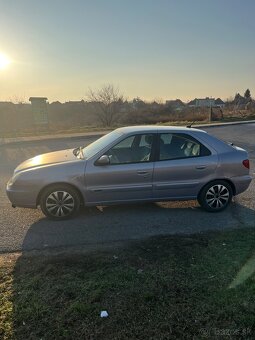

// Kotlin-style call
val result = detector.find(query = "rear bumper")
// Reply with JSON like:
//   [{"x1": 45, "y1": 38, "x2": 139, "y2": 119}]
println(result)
[{"x1": 231, "y1": 175, "x2": 253, "y2": 195}]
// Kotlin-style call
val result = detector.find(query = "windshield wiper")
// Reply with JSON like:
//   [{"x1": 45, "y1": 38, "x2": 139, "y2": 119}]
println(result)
[
  {"x1": 73, "y1": 146, "x2": 84, "y2": 158},
  {"x1": 79, "y1": 146, "x2": 84, "y2": 158},
  {"x1": 73, "y1": 147, "x2": 79, "y2": 156}
]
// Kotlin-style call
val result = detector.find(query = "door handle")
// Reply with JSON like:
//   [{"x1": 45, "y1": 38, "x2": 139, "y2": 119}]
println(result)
[
  {"x1": 137, "y1": 171, "x2": 149, "y2": 176},
  {"x1": 196, "y1": 165, "x2": 206, "y2": 170}
]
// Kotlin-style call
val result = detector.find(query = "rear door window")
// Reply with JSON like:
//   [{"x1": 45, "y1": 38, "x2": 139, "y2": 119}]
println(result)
[{"x1": 159, "y1": 133, "x2": 211, "y2": 161}]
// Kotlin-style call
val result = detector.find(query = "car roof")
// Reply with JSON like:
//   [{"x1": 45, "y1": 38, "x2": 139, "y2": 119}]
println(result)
[{"x1": 115, "y1": 125, "x2": 206, "y2": 134}]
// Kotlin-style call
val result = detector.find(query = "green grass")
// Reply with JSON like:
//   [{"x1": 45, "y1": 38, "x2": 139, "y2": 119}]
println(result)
[{"x1": 1, "y1": 228, "x2": 255, "y2": 339}]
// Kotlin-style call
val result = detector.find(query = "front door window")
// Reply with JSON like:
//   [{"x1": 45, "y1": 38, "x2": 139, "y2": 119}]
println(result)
[{"x1": 106, "y1": 134, "x2": 154, "y2": 164}]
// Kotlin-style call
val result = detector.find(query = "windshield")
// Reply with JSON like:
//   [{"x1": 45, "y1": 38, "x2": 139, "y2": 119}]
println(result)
[{"x1": 82, "y1": 130, "x2": 122, "y2": 159}]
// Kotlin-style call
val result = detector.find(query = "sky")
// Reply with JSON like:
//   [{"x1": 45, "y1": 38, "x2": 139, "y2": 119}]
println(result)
[{"x1": 0, "y1": 0, "x2": 255, "y2": 103}]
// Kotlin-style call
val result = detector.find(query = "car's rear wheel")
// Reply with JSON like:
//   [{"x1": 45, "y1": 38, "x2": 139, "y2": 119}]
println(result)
[
  {"x1": 40, "y1": 185, "x2": 81, "y2": 220},
  {"x1": 198, "y1": 180, "x2": 233, "y2": 212}
]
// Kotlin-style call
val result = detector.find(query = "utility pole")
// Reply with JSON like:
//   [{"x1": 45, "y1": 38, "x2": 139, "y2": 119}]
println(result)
[{"x1": 209, "y1": 97, "x2": 212, "y2": 122}]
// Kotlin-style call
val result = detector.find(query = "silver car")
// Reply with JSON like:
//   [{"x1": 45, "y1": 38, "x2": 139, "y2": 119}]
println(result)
[{"x1": 6, "y1": 126, "x2": 252, "y2": 220}]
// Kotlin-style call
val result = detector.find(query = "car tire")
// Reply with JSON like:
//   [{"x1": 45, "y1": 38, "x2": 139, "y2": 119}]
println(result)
[
  {"x1": 198, "y1": 180, "x2": 233, "y2": 212},
  {"x1": 40, "y1": 184, "x2": 81, "y2": 220}
]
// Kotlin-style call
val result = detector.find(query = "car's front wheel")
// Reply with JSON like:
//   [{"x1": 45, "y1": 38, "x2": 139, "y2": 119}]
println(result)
[
  {"x1": 40, "y1": 185, "x2": 81, "y2": 220},
  {"x1": 198, "y1": 180, "x2": 233, "y2": 212}
]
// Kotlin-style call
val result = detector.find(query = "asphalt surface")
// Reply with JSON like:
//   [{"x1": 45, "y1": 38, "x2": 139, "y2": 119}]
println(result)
[{"x1": 0, "y1": 124, "x2": 254, "y2": 253}]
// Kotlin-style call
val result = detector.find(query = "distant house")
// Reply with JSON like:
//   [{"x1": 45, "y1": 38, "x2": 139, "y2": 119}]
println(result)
[
  {"x1": 29, "y1": 97, "x2": 48, "y2": 102},
  {"x1": 165, "y1": 99, "x2": 185, "y2": 110},
  {"x1": 187, "y1": 99, "x2": 196, "y2": 107},
  {"x1": 50, "y1": 101, "x2": 62, "y2": 106},
  {"x1": 131, "y1": 97, "x2": 146, "y2": 110},
  {"x1": 65, "y1": 100, "x2": 85, "y2": 105},
  {"x1": 149, "y1": 101, "x2": 161, "y2": 110},
  {"x1": 188, "y1": 97, "x2": 215, "y2": 108},
  {"x1": 187, "y1": 97, "x2": 225, "y2": 108},
  {"x1": 214, "y1": 98, "x2": 225, "y2": 108}
]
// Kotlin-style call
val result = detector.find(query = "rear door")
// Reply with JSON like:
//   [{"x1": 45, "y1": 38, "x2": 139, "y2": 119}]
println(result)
[
  {"x1": 85, "y1": 133, "x2": 156, "y2": 204},
  {"x1": 153, "y1": 132, "x2": 218, "y2": 199}
]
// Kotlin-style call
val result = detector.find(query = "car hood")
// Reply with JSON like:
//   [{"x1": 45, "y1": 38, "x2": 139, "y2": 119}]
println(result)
[{"x1": 14, "y1": 149, "x2": 81, "y2": 174}]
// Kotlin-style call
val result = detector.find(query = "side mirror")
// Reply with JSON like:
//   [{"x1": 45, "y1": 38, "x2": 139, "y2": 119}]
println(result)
[{"x1": 95, "y1": 155, "x2": 110, "y2": 166}]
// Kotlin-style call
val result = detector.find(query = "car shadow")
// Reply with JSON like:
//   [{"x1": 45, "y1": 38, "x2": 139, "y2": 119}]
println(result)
[{"x1": 21, "y1": 200, "x2": 255, "y2": 252}]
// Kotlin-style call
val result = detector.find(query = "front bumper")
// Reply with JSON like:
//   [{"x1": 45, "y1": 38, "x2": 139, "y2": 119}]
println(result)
[{"x1": 6, "y1": 181, "x2": 38, "y2": 208}]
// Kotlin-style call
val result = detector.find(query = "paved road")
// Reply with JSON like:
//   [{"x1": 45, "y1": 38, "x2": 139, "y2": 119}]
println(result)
[{"x1": 0, "y1": 125, "x2": 254, "y2": 253}]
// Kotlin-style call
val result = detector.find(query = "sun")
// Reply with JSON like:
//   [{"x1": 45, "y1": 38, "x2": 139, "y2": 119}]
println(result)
[{"x1": 0, "y1": 53, "x2": 11, "y2": 70}]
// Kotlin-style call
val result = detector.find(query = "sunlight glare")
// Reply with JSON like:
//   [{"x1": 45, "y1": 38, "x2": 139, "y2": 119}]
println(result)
[{"x1": 0, "y1": 53, "x2": 11, "y2": 70}]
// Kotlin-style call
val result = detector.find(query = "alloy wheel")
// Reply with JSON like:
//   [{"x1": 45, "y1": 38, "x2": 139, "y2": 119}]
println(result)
[
  {"x1": 205, "y1": 184, "x2": 230, "y2": 209},
  {"x1": 45, "y1": 191, "x2": 75, "y2": 217}
]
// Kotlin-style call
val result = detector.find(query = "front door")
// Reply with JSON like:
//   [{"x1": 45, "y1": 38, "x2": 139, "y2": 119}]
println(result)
[{"x1": 85, "y1": 133, "x2": 156, "y2": 204}]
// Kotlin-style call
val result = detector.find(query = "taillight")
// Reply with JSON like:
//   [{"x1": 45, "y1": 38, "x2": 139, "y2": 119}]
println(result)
[{"x1": 242, "y1": 159, "x2": 250, "y2": 169}]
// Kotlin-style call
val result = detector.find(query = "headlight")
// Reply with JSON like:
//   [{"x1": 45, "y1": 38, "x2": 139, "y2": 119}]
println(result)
[
  {"x1": 7, "y1": 173, "x2": 20, "y2": 187},
  {"x1": 7, "y1": 178, "x2": 14, "y2": 187}
]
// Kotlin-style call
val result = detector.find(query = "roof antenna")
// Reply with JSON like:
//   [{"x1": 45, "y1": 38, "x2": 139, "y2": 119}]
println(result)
[{"x1": 186, "y1": 120, "x2": 196, "y2": 128}]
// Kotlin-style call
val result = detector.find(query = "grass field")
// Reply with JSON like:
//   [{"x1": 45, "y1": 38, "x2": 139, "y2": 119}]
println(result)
[
  {"x1": 1, "y1": 228, "x2": 255, "y2": 339},
  {"x1": 1, "y1": 114, "x2": 255, "y2": 139}
]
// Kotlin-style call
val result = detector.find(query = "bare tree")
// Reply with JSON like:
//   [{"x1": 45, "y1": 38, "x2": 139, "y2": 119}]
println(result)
[
  {"x1": 87, "y1": 84, "x2": 124, "y2": 126},
  {"x1": 9, "y1": 95, "x2": 28, "y2": 104}
]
